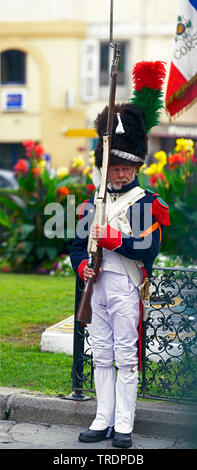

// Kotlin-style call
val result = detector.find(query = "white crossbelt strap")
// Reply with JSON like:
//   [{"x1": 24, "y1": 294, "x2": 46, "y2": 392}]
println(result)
[
  {"x1": 92, "y1": 186, "x2": 147, "y2": 289},
  {"x1": 106, "y1": 186, "x2": 145, "y2": 223},
  {"x1": 104, "y1": 187, "x2": 146, "y2": 289}
]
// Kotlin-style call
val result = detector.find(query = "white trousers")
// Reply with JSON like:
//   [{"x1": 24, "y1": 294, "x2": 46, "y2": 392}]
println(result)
[{"x1": 88, "y1": 271, "x2": 140, "y2": 434}]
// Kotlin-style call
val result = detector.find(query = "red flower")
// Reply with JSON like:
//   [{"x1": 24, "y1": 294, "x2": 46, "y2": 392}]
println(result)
[
  {"x1": 23, "y1": 140, "x2": 35, "y2": 158},
  {"x1": 149, "y1": 172, "x2": 166, "y2": 187},
  {"x1": 14, "y1": 159, "x2": 28, "y2": 175},
  {"x1": 23, "y1": 140, "x2": 35, "y2": 149},
  {"x1": 168, "y1": 153, "x2": 187, "y2": 169},
  {"x1": 190, "y1": 153, "x2": 197, "y2": 163},
  {"x1": 160, "y1": 173, "x2": 166, "y2": 182},
  {"x1": 32, "y1": 168, "x2": 41, "y2": 176},
  {"x1": 149, "y1": 174, "x2": 159, "y2": 186},
  {"x1": 35, "y1": 144, "x2": 44, "y2": 157},
  {"x1": 86, "y1": 184, "x2": 95, "y2": 193},
  {"x1": 58, "y1": 186, "x2": 70, "y2": 196},
  {"x1": 22, "y1": 141, "x2": 45, "y2": 159}
]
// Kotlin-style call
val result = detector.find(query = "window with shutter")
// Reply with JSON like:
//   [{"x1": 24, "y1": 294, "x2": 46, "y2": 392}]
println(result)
[
  {"x1": 80, "y1": 40, "x2": 99, "y2": 102},
  {"x1": 81, "y1": 39, "x2": 130, "y2": 102}
]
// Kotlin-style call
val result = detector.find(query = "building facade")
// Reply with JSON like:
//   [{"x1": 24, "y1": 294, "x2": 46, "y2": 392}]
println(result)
[{"x1": 0, "y1": 0, "x2": 196, "y2": 170}]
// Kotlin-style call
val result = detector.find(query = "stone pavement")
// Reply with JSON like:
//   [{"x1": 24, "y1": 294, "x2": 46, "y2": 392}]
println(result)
[{"x1": 0, "y1": 420, "x2": 196, "y2": 450}]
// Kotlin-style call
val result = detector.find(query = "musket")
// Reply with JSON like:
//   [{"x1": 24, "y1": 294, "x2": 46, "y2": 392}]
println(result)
[{"x1": 76, "y1": 0, "x2": 120, "y2": 324}]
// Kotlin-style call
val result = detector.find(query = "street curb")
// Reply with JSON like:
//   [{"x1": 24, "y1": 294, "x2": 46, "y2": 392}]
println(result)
[{"x1": 1, "y1": 387, "x2": 197, "y2": 443}]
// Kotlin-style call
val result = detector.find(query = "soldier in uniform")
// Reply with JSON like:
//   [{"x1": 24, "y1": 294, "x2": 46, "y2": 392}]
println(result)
[{"x1": 70, "y1": 61, "x2": 170, "y2": 448}]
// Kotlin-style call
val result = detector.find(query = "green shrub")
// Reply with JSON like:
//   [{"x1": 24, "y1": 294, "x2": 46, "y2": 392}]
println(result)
[
  {"x1": 139, "y1": 138, "x2": 197, "y2": 263},
  {"x1": 0, "y1": 142, "x2": 95, "y2": 272}
]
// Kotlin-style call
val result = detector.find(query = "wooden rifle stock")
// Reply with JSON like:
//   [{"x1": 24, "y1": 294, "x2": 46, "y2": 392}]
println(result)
[{"x1": 76, "y1": 248, "x2": 102, "y2": 324}]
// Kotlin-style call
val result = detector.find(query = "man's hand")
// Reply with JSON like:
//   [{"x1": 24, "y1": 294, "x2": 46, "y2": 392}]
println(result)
[
  {"x1": 83, "y1": 265, "x2": 103, "y2": 282},
  {"x1": 91, "y1": 215, "x2": 108, "y2": 241}
]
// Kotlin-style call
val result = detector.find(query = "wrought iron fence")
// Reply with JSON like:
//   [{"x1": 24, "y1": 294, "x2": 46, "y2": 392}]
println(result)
[{"x1": 71, "y1": 267, "x2": 197, "y2": 404}]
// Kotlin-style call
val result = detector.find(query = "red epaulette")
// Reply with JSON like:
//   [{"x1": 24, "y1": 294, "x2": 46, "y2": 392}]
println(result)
[{"x1": 151, "y1": 193, "x2": 170, "y2": 226}]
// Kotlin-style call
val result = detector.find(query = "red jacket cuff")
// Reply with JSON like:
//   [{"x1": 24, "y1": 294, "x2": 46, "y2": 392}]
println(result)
[
  {"x1": 77, "y1": 259, "x2": 88, "y2": 281},
  {"x1": 98, "y1": 224, "x2": 122, "y2": 250}
]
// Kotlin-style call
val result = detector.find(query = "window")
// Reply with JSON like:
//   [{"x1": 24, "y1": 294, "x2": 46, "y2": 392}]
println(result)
[
  {"x1": 80, "y1": 40, "x2": 99, "y2": 102},
  {"x1": 100, "y1": 43, "x2": 109, "y2": 86},
  {"x1": 0, "y1": 50, "x2": 26, "y2": 85},
  {"x1": 80, "y1": 39, "x2": 129, "y2": 102},
  {"x1": 100, "y1": 41, "x2": 128, "y2": 87},
  {"x1": 0, "y1": 143, "x2": 26, "y2": 170}
]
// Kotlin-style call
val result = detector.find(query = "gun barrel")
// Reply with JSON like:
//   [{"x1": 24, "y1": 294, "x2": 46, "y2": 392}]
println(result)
[{"x1": 75, "y1": 1, "x2": 120, "y2": 325}]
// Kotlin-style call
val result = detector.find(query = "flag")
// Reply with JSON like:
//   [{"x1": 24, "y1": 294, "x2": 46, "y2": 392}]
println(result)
[{"x1": 165, "y1": 0, "x2": 197, "y2": 118}]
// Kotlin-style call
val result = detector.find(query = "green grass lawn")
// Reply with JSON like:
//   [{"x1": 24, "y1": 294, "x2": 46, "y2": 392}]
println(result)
[
  {"x1": 0, "y1": 273, "x2": 76, "y2": 395},
  {"x1": 1, "y1": 273, "x2": 196, "y2": 402}
]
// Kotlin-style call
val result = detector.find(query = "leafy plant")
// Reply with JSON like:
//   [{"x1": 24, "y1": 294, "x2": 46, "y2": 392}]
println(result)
[
  {"x1": 0, "y1": 141, "x2": 95, "y2": 272},
  {"x1": 139, "y1": 138, "x2": 197, "y2": 262}
]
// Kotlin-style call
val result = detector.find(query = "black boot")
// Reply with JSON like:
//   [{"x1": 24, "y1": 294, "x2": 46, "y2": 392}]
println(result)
[
  {"x1": 78, "y1": 426, "x2": 114, "y2": 443},
  {"x1": 112, "y1": 431, "x2": 132, "y2": 448}
]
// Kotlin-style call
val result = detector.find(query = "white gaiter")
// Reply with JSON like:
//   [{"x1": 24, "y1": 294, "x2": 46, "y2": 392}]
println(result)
[
  {"x1": 89, "y1": 366, "x2": 116, "y2": 431},
  {"x1": 115, "y1": 366, "x2": 138, "y2": 434}
]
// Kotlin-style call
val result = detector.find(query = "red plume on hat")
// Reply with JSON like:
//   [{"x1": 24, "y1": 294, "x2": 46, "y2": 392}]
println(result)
[{"x1": 130, "y1": 60, "x2": 167, "y2": 132}]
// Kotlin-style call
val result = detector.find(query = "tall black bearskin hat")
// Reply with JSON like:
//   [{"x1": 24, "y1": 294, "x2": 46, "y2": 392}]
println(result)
[
  {"x1": 93, "y1": 61, "x2": 166, "y2": 182},
  {"x1": 94, "y1": 102, "x2": 147, "y2": 169}
]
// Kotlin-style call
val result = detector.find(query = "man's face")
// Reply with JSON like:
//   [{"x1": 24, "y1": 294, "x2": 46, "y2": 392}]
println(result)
[{"x1": 108, "y1": 164, "x2": 137, "y2": 190}]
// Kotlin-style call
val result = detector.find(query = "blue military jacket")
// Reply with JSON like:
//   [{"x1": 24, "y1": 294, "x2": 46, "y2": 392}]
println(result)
[{"x1": 70, "y1": 177, "x2": 170, "y2": 279}]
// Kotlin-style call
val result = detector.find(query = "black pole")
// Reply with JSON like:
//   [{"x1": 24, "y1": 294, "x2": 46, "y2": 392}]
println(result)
[
  {"x1": 64, "y1": 274, "x2": 92, "y2": 400},
  {"x1": 71, "y1": 275, "x2": 86, "y2": 398},
  {"x1": 142, "y1": 319, "x2": 147, "y2": 398}
]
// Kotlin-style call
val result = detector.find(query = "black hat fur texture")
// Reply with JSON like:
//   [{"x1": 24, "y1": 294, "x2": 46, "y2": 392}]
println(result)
[{"x1": 94, "y1": 103, "x2": 147, "y2": 169}]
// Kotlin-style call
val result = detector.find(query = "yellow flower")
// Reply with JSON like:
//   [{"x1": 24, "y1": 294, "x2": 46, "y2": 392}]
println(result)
[
  {"x1": 72, "y1": 155, "x2": 85, "y2": 169},
  {"x1": 57, "y1": 167, "x2": 69, "y2": 178},
  {"x1": 139, "y1": 163, "x2": 147, "y2": 172},
  {"x1": 38, "y1": 159, "x2": 47, "y2": 169},
  {"x1": 175, "y1": 138, "x2": 194, "y2": 156},
  {"x1": 154, "y1": 151, "x2": 167, "y2": 166},
  {"x1": 83, "y1": 165, "x2": 91, "y2": 176},
  {"x1": 143, "y1": 162, "x2": 164, "y2": 176},
  {"x1": 165, "y1": 183, "x2": 169, "y2": 189},
  {"x1": 89, "y1": 150, "x2": 95, "y2": 167}
]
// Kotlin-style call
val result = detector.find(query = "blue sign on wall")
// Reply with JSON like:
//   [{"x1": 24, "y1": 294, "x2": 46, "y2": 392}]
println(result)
[{"x1": 6, "y1": 93, "x2": 23, "y2": 109}]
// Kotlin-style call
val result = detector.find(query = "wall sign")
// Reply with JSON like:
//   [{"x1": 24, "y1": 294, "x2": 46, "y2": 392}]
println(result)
[{"x1": 1, "y1": 89, "x2": 27, "y2": 112}]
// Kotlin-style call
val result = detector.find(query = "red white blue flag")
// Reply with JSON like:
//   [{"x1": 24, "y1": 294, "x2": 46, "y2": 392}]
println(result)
[{"x1": 166, "y1": 0, "x2": 197, "y2": 117}]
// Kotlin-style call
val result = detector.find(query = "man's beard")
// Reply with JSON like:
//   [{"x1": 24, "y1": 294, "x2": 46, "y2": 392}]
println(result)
[
  {"x1": 112, "y1": 174, "x2": 136, "y2": 190},
  {"x1": 112, "y1": 180, "x2": 128, "y2": 189}
]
